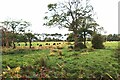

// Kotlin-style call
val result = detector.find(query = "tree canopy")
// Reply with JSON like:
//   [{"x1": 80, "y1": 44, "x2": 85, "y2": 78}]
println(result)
[
  {"x1": 44, "y1": 0, "x2": 99, "y2": 49},
  {"x1": 0, "y1": 19, "x2": 31, "y2": 48}
]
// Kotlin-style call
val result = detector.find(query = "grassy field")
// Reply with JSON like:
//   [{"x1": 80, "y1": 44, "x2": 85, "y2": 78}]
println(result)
[{"x1": 1, "y1": 41, "x2": 120, "y2": 79}]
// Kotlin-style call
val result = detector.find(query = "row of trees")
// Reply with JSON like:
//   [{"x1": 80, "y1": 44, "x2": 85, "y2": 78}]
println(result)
[
  {"x1": 34, "y1": 33, "x2": 65, "y2": 41},
  {"x1": 0, "y1": 18, "x2": 119, "y2": 49},
  {"x1": 107, "y1": 34, "x2": 120, "y2": 41},
  {"x1": 67, "y1": 33, "x2": 120, "y2": 42},
  {"x1": 0, "y1": 20, "x2": 36, "y2": 48}
]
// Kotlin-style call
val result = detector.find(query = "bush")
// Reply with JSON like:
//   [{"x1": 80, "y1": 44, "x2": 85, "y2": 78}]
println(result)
[
  {"x1": 92, "y1": 34, "x2": 105, "y2": 49},
  {"x1": 74, "y1": 42, "x2": 87, "y2": 50}
]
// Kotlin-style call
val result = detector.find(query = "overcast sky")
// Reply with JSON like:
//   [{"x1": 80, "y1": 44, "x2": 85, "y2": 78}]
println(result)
[{"x1": 0, "y1": 0, "x2": 119, "y2": 35}]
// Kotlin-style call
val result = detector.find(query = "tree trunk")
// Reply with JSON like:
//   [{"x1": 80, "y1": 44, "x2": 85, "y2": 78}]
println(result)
[
  {"x1": 74, "y1": 32, "x2": 79, "y2": 49},
  {"x1": 29, "y1": 40, "x2": 32, "y2": 48},
  {"x1": 83, "y1": 31, "x2": 86, "y2": 46},
  {"x1": 12, "y1": 31, "x2": 16, "y2": 49},
  {"x1": 6, "y1": 32, "x2": 9, "y2": 48},
  {"x1": 12, "y1": 41, "x2": 16, "y2": 49},
  {"x1": 2, "y1": 37, "x2": 5, "y2": 47}
]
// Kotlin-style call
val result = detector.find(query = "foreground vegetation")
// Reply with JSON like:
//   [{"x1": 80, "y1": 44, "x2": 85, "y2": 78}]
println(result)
[{"x1": 1, "y1": 41, "x2": 120, "y2": 79}]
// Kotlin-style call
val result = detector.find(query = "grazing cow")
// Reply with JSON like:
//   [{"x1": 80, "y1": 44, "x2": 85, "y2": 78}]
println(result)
[
  {"x1": 18, "y1": 44, "x2": 20, "y2": 46},
  {"x1": 25, "y1": 43, "x2": 27, "y2": 46},
  {"x1": 46, "y1": 43, "x2": 49, "y2": 45},
  {"x1": 39, "y1": 44, "x2": 42, "y2": 47},
  {"x1": 37, "y1": 44, "x2": 39, "y2": 46},
  {"x1": 53, "y1": 43, "x2": 56, "y2": 45}
]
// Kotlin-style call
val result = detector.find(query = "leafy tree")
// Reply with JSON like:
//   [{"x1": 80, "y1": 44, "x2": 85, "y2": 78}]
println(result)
[
  {"x1": 78, "y1": 17, "x2": 98, "y2": 46},
  {"x1": 107, "y1": 34, "x2": 113, "y2": 41},
  {"x1": 44, "y1": 0, "x2": 98, "y2": 49},
  {"x1": 67, "y1": 33, "x2": 74, "y2": 42},
  {"x1": 0, "y1": 26, "x2": 13, "y2": 47},
  {"x1": 51, "y1": 33, "x2": 62, "y2": 40},
  {"x1": 0, "y1": 22, "x2": 11, "y2": 47},
  {"x1": 1, "y1": 20, "x2": 30, "y2": 48},
  {"x1": 10, "y1": 21, "x2": 21, "y2": 48},
  {"x1": 15, "y1": 33, "x2": 27, "y2": 43},
  {"x1": 25, "y1": 33, "x2": 34, "y2": 48}
]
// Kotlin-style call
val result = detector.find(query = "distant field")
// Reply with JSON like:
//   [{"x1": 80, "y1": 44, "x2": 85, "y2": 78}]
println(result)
[
  {"x1": 15, "y1": 41, "x2": 118, "y2": 47},
  {"x1": 2, "y1": 41, "x2": 120, "y2": 79},
  {"x1": 15, "y1": 41, "x2": 74, "y2": 46}
]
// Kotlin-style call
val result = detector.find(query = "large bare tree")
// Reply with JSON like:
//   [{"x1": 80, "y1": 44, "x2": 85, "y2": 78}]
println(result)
[{"x1": 44, "y1": 0, "x2": 98, "y2": 49}]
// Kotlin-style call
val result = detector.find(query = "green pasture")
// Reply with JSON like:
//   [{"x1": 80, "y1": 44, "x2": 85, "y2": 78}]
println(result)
[{"x1": 2, "y1": 41, "x2": 120, "y2": 79}]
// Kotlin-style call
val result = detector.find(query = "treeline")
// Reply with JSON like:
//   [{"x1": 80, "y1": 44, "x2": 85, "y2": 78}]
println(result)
[
  {"x1": 34, "y1": 33, "x2": 68, "y2": 42},
  {"x1": 0, "y1": 19, "x2": 35, "y2": 48},
  {"x1": 67, "y1": 33, "x2": 120, "y2": 42},
  {"x1": 15, "y1": 33, "x2": 64, "y2": 42},
  {"x1": 0, "y1": 19, "x2": 119, "y2": 50},
  {"x1": 106, "y1": 34, "x2": 120, "y2": 41}
]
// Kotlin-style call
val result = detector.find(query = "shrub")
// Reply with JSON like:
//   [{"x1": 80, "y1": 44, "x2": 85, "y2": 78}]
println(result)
[
  {"x1": 74, "y1": 42, "x2": 87, "y2": 51},
  {"x1": 91, "y1": 34, "x2": 105, "y2": 49}
]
